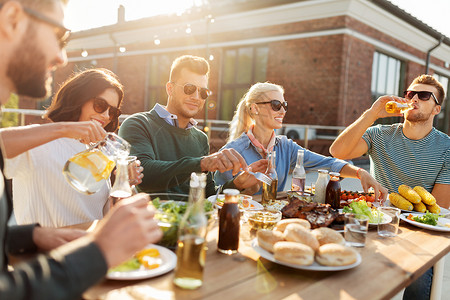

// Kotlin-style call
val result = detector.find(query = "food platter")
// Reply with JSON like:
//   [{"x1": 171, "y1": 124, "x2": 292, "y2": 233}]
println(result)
[
  {"x1": 251, "y1": 239, "x2": 361, "y2": 271},
  {"x1": 107, "y1": 245, "x2": 177, "y2": 280},
  {"x1": 207, "y1": 194, "x2": 263, "y2": 211},
  {"x1": 338, "y1": 209, "x2": 392, "y2": 227},
  {"x1": 399, "y1": 213, "x2": 450, "y2": 232},
  {"x1": 385, "y1": 198, "x2": 450, "y2": 215}
]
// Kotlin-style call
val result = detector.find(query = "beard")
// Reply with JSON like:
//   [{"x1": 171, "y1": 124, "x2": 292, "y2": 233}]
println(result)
[
  {"x1": 405, "y1": 110, "x2": 432, "y2": 123},
  {"x1": 6, "y1": 24, "x2": 51, "y2": 99}
]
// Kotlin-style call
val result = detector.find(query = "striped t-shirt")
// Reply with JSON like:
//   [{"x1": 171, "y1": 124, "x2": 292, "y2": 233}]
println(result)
[{"x1": 362, "y1": 123, "x2": 450, "y2": 193}]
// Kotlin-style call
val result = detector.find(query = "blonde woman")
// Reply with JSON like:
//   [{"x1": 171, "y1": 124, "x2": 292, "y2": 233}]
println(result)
[{"x1": 214, "y1": 82, "x2": 387, "y2": 200}]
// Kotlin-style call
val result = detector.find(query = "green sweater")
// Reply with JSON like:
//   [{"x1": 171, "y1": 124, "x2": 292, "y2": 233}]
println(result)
[{"x1": 118, "y1": 109, "x2": 218, "y2": 196}]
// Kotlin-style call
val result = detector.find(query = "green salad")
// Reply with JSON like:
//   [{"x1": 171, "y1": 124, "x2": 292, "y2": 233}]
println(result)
[
  {"x1": 410, "y1": 211, "x2": 440, "y2": 226},
  {"x1": 342, "y1": 200, "x2": 382, "y2": 223}
]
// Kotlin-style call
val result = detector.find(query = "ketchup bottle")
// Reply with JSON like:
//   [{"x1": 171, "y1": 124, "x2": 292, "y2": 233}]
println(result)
[{"x1": 325, "y1": 172, "x2": 341, "y2": 209}]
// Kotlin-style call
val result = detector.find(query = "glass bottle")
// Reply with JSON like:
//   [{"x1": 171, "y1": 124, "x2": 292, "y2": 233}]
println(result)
[
  {"x1": 173, "y1": 172, "x2": 208, "y2": 290},
  {"x1": 385, "y1": 101, "x2": 413, "y2": 114},
  {"x1": 63, "y1": 133, "x2": 130, "y2": 194},
  {"x1": 291, "y1": 149, "x2": 306, "y2": 192},
  {"x1": 261, "y1": 151, "x2": 278, "y2": 206},
  {"x1": 109, "y1": 155, "x2": 133, "y2": 208},
  {"x1": 325, "y1": 172, "x2": 341, "y2": 209},
  {"x1": 218, "y1": 189, "x2": 240, "y2": 255},
  {"x1": 314, "y1": 169, "x2": 329, "y2": 204}
]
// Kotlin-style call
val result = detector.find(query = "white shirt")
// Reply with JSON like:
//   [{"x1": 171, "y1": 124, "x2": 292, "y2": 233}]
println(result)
[{"x1": 4, "y1": 137, "x2": 110, "y2": 227}]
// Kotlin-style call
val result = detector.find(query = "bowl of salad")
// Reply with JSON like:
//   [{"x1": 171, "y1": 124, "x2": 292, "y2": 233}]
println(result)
[{"x1": 150, "y1": 193, "x2": 216, "y2": 249}]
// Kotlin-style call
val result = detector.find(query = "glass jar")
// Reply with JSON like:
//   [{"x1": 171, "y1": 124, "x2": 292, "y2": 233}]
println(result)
[
  {"x1": 218, "y1": 189, "x2": 240, "y2": 255},
  {"x1": 325, "y1": 172, "x2": 341, "y2": 209},
  {"x1": 314, "y1": 169, "x2": 329, "y2": 204}
]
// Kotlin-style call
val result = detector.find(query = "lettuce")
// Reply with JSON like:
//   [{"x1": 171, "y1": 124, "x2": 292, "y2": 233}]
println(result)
[{"x1": 343, "y1": 200, "x2": 378, "y2": 223}]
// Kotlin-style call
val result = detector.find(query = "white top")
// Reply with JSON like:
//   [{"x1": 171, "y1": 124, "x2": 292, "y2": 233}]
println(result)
[{"x1": 3, "y1": 137, "x2": 110, "y2": 227}]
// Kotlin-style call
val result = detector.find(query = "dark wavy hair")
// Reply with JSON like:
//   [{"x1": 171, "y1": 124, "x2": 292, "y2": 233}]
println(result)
[{"x1": 45, "y1": 68, "x2": 124, "y2": 132}]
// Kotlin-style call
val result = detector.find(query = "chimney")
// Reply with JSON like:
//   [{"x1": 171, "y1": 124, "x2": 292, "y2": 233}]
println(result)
[{"x1": 118, "y1": 5, "x2": 125, "y2": 23}]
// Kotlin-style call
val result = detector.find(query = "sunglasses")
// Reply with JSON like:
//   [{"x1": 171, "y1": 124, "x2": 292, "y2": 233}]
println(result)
[
  {"x1": 172, "y1": 82, "x2": 212, "y2": 100},
  {"x1": 11, "y1": 4, "x2": 71, "y2": 49},
  {"x1": 93, "y1": 97, "x2": 121, "y2": 120},
  {"x1": 256, "y1": 100, "x2": 288, "y2": 112},
  {"x1": 404, "y1": 90, "x2": 439, "y2": 105}
]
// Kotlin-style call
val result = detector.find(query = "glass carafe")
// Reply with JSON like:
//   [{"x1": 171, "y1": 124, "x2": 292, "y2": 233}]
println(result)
[{"x1": 63, "y1": 133, "x2": 130, "y2": 195}]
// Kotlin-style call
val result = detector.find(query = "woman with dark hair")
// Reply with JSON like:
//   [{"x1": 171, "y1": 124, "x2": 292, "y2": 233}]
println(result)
[{"x1": 3, "y1": 68, "x2": 140, "y2": 227}]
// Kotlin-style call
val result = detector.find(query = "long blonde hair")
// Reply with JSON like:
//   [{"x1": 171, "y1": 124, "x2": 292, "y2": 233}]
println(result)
[{"x1": 228, "y1": 82, "x2": 284, "y2": 142}]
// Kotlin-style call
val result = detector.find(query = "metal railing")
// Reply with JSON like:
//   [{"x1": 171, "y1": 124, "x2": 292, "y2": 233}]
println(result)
[{"x1": 1, "y1": 108, "x2": 346, "y2": 149}]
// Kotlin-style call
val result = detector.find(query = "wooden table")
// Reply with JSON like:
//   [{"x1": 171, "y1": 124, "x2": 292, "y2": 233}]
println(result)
[{"x1": 81, "y1": 219, "x2": 450, "y2": 300}]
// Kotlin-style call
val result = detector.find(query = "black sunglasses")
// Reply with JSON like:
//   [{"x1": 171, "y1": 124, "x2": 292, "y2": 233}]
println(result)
[
  {"x1": 256, "y1": 100, "x2": 288, "y2": 112},
  {"x1": 93, "y1": 97, "x2": 121, "y2": 120},
  {"x1": 0, "y1": 3, "x2": 72, "y2": 49},
  {"x1": 404, "y1": 90, "x2": 439, "y2": 105},
  {"x1": 172, "y1": 82, "x2": 212, "y2": 100}
]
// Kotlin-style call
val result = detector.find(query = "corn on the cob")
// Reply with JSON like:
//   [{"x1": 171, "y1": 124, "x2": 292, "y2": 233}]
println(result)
[
  {"x1": 425, "y1": 203, "x2": 441, "y2": 214},
  {"x1": 389, "y1": 193, "x2": 413, "y2": 211},
  {"x1": 398, "y1": 185, "x2": 421, "y2": 204},
  {"x1": 413, "y1": 201, "x2": 426, "y2": 213},
  {"x1": 413, "y1": 186, "x2": 436, "y2": 205}
]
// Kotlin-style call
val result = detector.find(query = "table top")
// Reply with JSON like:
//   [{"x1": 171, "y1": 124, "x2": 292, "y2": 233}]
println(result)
[{"x1": 81, "y1": 218, "x2": 450, "y2": 300}]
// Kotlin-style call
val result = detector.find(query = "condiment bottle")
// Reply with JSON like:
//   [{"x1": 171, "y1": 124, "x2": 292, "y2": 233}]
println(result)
[
  {"x1": 218, "y1": 189, "x2": 240, "y2": 254},
  {"x1": 261, "y1": 150, "x2": 278, "y2": 206},
  {"x1": 291, "y1": 149, "x2": 306, "y2": 192},
  {"x1": 325, "y1": 172, "x2": 341, "y2": 209},
  {"x1": 314, "y1": 169, "x2": 329, "y2": 204},
  {"x1": 385, "y1": 101, "x2": 413, "y2": 114},
  {"x1": 173, "y1": 172, "x2": 207, "y2": 290},
  {"x1": 109, "y1": 155, "x2": 133, "y2": 208}
]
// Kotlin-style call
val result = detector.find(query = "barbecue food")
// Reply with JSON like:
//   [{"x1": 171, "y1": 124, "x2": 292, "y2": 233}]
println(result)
[
  {"x1": 311, "y1": 227, "x2": 345, "y2": 246},
  {"x1": 389, "y1": 192, "x2": 413, "y2": 211},
  {"x1": 426, "y1": 203, "x2": 441, "y2": 214},
  {"x1": 284, "y1": 224, "x2": 320, "y2": 251},
  {"x1": 315, "y1": 244, "x2": 358, "y2": 266},
  {"x1": 257, "y1": 229, "x2": 285, "y2": 253},
  {"x1": 398, "y1": 185, "x2": 421, "y2": 204},
  {"x1": 273, "y1": 241, "x2": 314, "y2": 266},
  {"x1": 281, "y1": 198, "x2": 339, "y2": 228},
  {"x1": 275, "y1": 218, "x2": 311, "y2": 232},
  {"x1": 413, "y1": 186, "x2": 436, "y2": 205},
  {"x1": 413, "y1": 201, "x2": 427, "y2": 213}
]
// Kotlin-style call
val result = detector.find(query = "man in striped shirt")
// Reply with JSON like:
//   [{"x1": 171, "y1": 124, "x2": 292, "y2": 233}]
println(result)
[{"x1": 330, "y1": 74, "x2": 449, "y2": 300}]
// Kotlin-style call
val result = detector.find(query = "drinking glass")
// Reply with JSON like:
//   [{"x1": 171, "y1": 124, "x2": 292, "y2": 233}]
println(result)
[
  {"x1": 377, "y1": 207, "x2": 400, "y2": 237},
  {"x1": 344, "y1": 213, "x2": 369, "y2": 247}
]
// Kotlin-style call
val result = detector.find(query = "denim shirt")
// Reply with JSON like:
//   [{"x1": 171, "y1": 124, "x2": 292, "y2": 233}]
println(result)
[{"x1": 214, "y1": 133, "x2": 348, "y2": 194}]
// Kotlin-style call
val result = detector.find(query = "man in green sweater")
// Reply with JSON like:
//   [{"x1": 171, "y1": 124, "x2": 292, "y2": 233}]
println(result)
[{"x1": 119, "y1": 55, "x2": 266, "y2": 196}]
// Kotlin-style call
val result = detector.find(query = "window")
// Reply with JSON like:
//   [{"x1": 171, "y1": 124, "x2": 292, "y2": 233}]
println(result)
[
  {"x1": 371, "y1": 51, "x2": 405, "y2": 124},
  {"x1": 219, "y1": 46, "x2": 268, "y2": 120},
  {"x1": 433, "y1": 73, "x2": 449, "y2": 132}
]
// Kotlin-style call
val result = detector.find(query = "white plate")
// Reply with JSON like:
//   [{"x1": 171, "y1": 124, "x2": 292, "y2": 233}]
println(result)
[
  {"x1": 251, "y1": 239, "x2": 361, "y2": 271},
  {"x1": 207, "y1": 194, "x2": 263, "y2": 211},
  {"x1": 400, "y1": 213, "x2": 450, "y2": 232},
  {"x1": 385, "y1": 198, "x2": 450, "y2": 215},
  {"x1": 107, "y1": 244, "x2": 177, "y2": 280}
]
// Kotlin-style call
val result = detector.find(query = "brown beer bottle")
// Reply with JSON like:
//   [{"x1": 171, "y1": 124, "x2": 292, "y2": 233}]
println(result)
[
  {"x1": 325, "y1": 172, "x2": 341, "y2": 209},
  {"x1": 218, "y1": 189, "x2": 240, "y2": 254}
]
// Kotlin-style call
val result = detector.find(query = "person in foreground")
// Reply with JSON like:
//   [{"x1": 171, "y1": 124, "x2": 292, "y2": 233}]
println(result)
[
  {"x1": 0, "y1": 1, "x2": 162, "y2": 299},
  {"x1": 3, "y1": 68, "x2": 144, "y2": 227},
  {"x1": 329, "y1": 74, "x2": 449, "y2": 300},
  {"x1": 119, "y1": 55, "x2": 267, "y2": 197},
  {"x1": 214, "y1": 82, "x2": 387, "y2": 198}
]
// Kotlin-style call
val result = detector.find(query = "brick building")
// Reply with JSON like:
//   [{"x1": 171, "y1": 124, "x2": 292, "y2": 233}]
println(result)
[{"x1": 23, "y1": 0, "x2": 450, "y2": 143}]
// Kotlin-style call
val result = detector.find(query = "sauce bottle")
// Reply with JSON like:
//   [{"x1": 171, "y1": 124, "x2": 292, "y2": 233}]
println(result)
[
  {"x1": 325, "y1": 172, "x2": 341, "y2": 209},
  {"x1": 218, "y1": 189, "x2": 240, "y2": 254},
  {"x1": 173, "y1": 173, "x2": 207, "y2": 290},
  {"x1": 314, "y1": 169, "x2": 329, "y2": 204},
  {"x1": 291, "y1": 149, "x2": 306, "y2": 192},
  {"x1": 261, "y1": 151, "x2": 278, "y2": 206}
]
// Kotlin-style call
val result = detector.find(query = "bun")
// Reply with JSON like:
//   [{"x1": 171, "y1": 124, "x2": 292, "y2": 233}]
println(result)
[
  {"x1": 315, "y1": 244, "x2": 358, "y2": 266},
  {"x1": 311, "y1": 227, "x2": 345, "y2": 246},
  {"x1": 273, "y1": 241, "x2": 314, "y2": 266},
  {"x1": 275, "y1": 218, "x2": 311, "y2": 232},
  {"x1": 257, "y1": 229, "x2": 285, "y2": 253},
  {"x1": 284, "y1": 224, "x2": 319, "y2": 251}
]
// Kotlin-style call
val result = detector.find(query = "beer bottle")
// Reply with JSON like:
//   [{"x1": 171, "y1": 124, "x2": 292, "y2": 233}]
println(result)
[
  {"x1": 291, "y1": 149, "x2": 306, "y2": 192},
  {"x1": 385, "y1": 101, "x2": 413, "y2": 114},
  {"x1": 261, "y1": 151, "x2": 278, "y2": 206}
]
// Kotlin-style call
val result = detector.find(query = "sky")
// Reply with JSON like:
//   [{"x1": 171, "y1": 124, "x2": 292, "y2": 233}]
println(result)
[{"x1": 64, "y1": 0, "x2": 450, "y2": 38}]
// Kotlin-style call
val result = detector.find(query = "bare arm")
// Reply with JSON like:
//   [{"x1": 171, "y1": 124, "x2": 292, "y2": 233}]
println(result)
[
  {"x1": 0, "y1": 121, "x2": 106, "y2": 158},
  {"x1": 330, "y1": 95, "x2": 404, "y2": 159},
  {"x1": 339, "y1": 164, "x2": 388, "y2": 201},
  {"x1": 431, "y1": 183, "x2": 450, "y2": 209}
]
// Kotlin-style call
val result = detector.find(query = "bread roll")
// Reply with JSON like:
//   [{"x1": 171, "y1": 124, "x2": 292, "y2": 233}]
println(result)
[
  {"x1": 284, "y1": 223, "x2": 319, "y2": 251},
  {"x1": 257, "y1": 229, "x2": 285, "y2": 253},
  {"x1": 315, "y1": 244, "x2": 358, "y2": 266},
  {"x1": 275, "y1": 218, "x2": 311, "y2": 232},
  {"x1": 311, "y1": 227, "x2": 345, "y2": 246},
  {"x1": 273, "y1": 241, "x2": 314, "y2": 266}
]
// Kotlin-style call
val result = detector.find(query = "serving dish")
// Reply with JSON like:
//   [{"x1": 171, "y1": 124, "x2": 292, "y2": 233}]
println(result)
[
  {"x1": 399, "y1": 213, "x2": 450, "y2": 232},
  {"x1": 385, "y1": 198, "x2": 450, "y2": 215}
]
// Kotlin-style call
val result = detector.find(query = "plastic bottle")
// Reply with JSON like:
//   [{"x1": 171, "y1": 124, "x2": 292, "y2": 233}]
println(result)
[
  {"x1": 173, "y1": 172, "x2": 208, "y2": 290},
  {"x1": 314, "y1": 169, "x2": 329, "y2": 204},
  {"x1": 291, "y1": 149, "x2": 306, "y2": 192},
  {"x1": 218, "y1": 189, "x2": 240, "y2": 254}
]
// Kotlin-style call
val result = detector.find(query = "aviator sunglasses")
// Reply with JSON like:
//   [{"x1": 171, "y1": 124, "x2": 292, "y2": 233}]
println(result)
[
  {"x1": 256, "y1": 100, "x2": 288, "y2": 112},
  {"x1": 93, "y1": 97, "x2": 121, "y2": 120},
  {"x1": 404, "y1": 90, "x2": 439, "y2": 105},
  {"x1": 171, "y1": 82, "x2": 212, "y2": 100}
]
